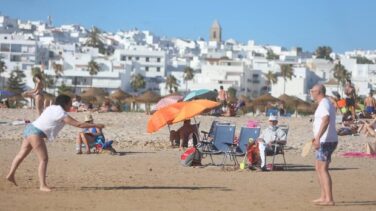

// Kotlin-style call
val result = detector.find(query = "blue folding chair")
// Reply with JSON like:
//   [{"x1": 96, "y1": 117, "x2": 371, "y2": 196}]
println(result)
[
  {"x1": 199, "y1": 123, "x2": 236, "y2": 167},
  {"x1": 235, "y1": 127, "x2": 261, "y2": 155}
]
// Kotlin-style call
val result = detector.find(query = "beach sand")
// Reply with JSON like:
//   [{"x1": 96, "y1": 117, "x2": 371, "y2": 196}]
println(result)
[{"x1": 0, "y1": 109, "x2": 375, "y2": 211}]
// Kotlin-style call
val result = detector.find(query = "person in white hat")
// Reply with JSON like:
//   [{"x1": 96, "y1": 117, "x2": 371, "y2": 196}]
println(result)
[
  {"x1": 76, "y1": 114, "x2": 103, "y2": 154},
  {"x1": 256, "y1": 115, "x2": 287, "y2": 171}
]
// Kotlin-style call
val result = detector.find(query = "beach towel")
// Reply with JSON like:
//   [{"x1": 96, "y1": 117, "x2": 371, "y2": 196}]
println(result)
[{"x1": 341, "y1": 152, "x2": 376, "y2": 158}]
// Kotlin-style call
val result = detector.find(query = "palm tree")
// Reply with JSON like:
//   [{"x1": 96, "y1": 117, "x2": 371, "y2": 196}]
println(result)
[
  {"x1": 86, "y1": 60, "x2": 101, "y2": 87},
  {"x1": 0, "y1": 57, "x2": 6, "y2": 89},
  {"x1": 165, "y1": 74, "x2": 179, "y2": 93},
  {"x1": 52, "y1": 62, "x2": 64, "y2": 94},
  {"x1": 183, "y1": 66, "x2": 194, "y2": 92},
  {"x1": 265, "y1": 70, "x2": 277, "y2": 92},
  {"x1": 333, "y1": 62, "x2": 351, "y2": 95},
  {"x1": 85, "y1": 26, "x2": 105, "y2": 54},
  {"x1": 280, "y1": 64, "x2": 294, "y2": 94},
  {"x1": 130, "y1": 73, "x2": 146, "y2": 92},
  {"x1": 315, "y1": 46, "x2": 333, "y2": 61}
]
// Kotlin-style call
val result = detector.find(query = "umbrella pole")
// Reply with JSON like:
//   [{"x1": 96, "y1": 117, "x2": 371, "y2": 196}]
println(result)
[{"x1": 193, "y1": 117, "x2": 201, "y2": 143}]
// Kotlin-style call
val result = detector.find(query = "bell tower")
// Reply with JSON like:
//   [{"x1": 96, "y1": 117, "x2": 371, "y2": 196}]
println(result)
[{"x1": 210, "y1": 20, "x2": 222, "y2": 43}]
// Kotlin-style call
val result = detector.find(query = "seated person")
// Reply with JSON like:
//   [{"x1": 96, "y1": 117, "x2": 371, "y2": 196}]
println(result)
[
  {"x1": 76, "y1": 114, "x2": 103, "y2": 154},
  {"x1": 72, "y1": 95, "x2": 87, "y2": 112},
  {"x1": 364, "y1": 92, "x2": 376, "y2": 115},
  {"x1": 99, "y1": 98, "x2": 112, "y2": 112},
  {"x1": 358, "y1": 114, "x2": 376, "y2": 137},
  {"x1": 223, "y1": 103, "x2": 236, "y2": 117},
  {"x1": 256, "y1": 115, "x2": 287, "y2": 171},
  {"x1": 177, "y1": 119, "x2": 199, "y2": 150}
]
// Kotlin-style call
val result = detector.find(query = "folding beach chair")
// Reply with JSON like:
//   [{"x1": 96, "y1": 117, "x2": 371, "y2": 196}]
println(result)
[
  {"x1": 233, "y1": 127, "x2": 261, "y2": 156},
  {"x1": 266, "y1": 125, "x2": 289, "y2": 170},
  {"x1": 199, "y1": 123, "x2": 236, "y2": 167}
]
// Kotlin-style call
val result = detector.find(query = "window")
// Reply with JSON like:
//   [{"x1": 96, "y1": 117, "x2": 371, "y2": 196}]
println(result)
[
  {"x1": 213, "y1": 32, "x2": 217, "y2": 39},
  {"x1": 10, "y1": 55, "x2": 21, "y2": 62},
  {"x1": 128, "y1": 56, "x2": 132, "y2": 60},
  {"x1": 11, "y1": 44, "x2": 22, "y2": 53},
  {"x1": 121, "y1": 55, "x2": 126, "y2": 61},
  {"x1": 146, "y1": 57, "x2": 149, "y2": 62},
  {"x1": 145, "y1": 66, "x2": 149, "y2": 71},
  {"x1": 157, "y1": 57, "x2": 161, "y2": 62},
  {"x1": 136, "y1": 57, "x2": 139, "y2": 61},
  {"x1": 157, "y1": 67, "x2": 160, "y2": 72},
  {"x1": 0, "y1": 44, "x2": 10, "y2": 52},
  {"x1": 252, "y1": 74, "x2": 259, "y2": 78}
]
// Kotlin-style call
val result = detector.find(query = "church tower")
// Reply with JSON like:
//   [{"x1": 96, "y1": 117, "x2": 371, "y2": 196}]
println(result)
[{"x1": 210, "y1": 20, "x2": 222, "y2": 43}]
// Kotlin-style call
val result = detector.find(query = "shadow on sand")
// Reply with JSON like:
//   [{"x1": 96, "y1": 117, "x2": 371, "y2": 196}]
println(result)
[
  {"x1": 111, "y1": 151, "x2": 156, "y2": 156},
  {"x1": 271, "y1": 164, "x2": 358, "y2": 172},
  {"x1": 335, "y1": 201, "x2": 376, "y2": 206},
  {"x1": 80, "y1": 186, "x2": 232, "y2": 191}
]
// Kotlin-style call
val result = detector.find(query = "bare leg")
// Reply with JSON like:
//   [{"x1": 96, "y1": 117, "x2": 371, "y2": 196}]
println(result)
[
  {"x1": 316, "y1": 160, "x2": 335, "y2": 205},
  {"x1": 35, "y1": 95, "x2": 44, "y2": 116},
  {"x1": 6, "y1": 139, "x2": 33, "y2": 186},
  {"x1": 312, "y1": 160, "x2": 325, "y2": 203},
  {"x1": 76, "y1": 133, "x2": 83, "y2": 154},
  {"x1": 28, "y1": 136, "x2": 51, "y2": 192},
  {"x1": 80, "y1": 133, "x2": 95, "y2": 154}
]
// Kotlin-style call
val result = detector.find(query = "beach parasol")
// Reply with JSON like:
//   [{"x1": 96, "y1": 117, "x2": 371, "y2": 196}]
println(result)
[
  {"x1": 252, "y1": 94, "x2": 279, "y2": 106},
  {"x1": 155, "y1": 95, "x2": 183, "y2": 110},
  {"x1": 135, "y1": 91, "x2": 161, "y2": 103},
  {"x1": 172, "y1": 99, "x2": 220, "y2": 123},
  {"x1": 110, "y1": 89, "x2": 131, "y2": 101},
  {"x1": 183, "y1": 89, "x2": 217, "y2": 101},
  {"x1": 147, "y1": 102, "x2": 188, "y2": 133},
  {"x1": 81, "y1": 87, "x2": 108, "y2": 103},
  {"x1": 59, "y1": 90, "x2": 75, "y2": 98}
]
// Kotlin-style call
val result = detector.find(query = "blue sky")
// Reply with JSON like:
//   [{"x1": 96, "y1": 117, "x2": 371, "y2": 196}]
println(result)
[{"x1": 1, "y1": 0, "x2": 376, "y2": 52}]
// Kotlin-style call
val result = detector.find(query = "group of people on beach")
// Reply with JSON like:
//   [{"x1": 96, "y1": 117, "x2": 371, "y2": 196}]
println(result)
[{"x1": 3, "y1": 82, "x2": 353, "y2": 207}]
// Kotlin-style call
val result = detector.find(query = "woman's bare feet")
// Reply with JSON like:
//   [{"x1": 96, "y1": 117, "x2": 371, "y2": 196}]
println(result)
[
  {"x1": 312, "y1": 198, "x2": 325, "y2": 203},
  {"x1": 39, "y1": 186, "x2": 52, "y2": 192},
  {"x1": 6, "y1": 175, "x2": 17, "y2": 186}
]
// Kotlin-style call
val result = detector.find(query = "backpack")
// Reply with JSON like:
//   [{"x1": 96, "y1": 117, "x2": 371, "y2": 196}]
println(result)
[{"x1": 180, "y1": 147, "x2": 202, "y2": 167}]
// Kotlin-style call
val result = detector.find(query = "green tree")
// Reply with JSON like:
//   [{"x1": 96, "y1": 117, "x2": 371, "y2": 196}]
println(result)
[
  {"x1": 265, "y1": 70, "x2": 278, "y2": 91},
  {"x1": 266, "y1": 49, "x2": 279, "y2": 60},
  {"x1": 354, "y1": 56, "x2": 374, "y2": 64},
  {"x1": 86, "y1": 60, "x2": 101, "y2": 87},
  {"x1": 280, "y1": 64, "x2": 294, "y2": 94},
  {"x1": 183, "y1": 66, "x2": 194, "y2": 92},
  {"x1": 0, "y1": 57, "x2": 6, "y2": 89},
  {"x1": 333, "y1": 62, "x2": 351, "y2": 94},
  {"x1": 165, "y1": 74, "x2": 179, "y2": 93},
  {"x1": 315, "y1": 46, "x2": 333, "y2": 60},
  {"x1": 130, "y1": 73, "x2": 146, "y2": 92},
  {"x1": 85, "y1": 26, "x2": 106, "y2": 55},
  {"x1": 57, "y1": 82, "x2": 73, "y2": 95},
  {"x1": 227, "y1": 87, "x2": 237, "y2": 101},
  {"x1": 52, "y1": 62, "x2": 64, "y2": 94},
  {"x1": 6, "y1": 67, "x2": 25, "y2": 94}
]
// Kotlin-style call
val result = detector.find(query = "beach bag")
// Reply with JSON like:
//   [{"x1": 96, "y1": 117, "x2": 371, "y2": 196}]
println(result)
[
  {"x1": 181, "y1": 147, "x2": 201, "y2": 167},
  {"x1": 366, "y1": 142, "x2": 376, "y2": 154}
]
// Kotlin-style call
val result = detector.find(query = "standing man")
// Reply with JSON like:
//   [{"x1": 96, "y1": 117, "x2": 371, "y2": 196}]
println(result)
[
  {"x1": 344, "y1": 79, "x2": 356, "y2": 120},
  {"x1": 310, "y1": 84, "x2": 338, "y2": 206},
  {"x1": 217, "y1": 85, "x2": 228, "y2": 111}
]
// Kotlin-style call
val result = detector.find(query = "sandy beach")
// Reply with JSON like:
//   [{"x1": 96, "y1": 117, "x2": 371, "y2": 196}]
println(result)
[{"x1": 1, "y1": 109, "x2": 376, "y2": 211}]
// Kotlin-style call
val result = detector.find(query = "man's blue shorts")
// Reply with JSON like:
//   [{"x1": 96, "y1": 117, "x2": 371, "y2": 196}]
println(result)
[{"x1": 316, "y1": 142, "x2": 338, "y2": 162}]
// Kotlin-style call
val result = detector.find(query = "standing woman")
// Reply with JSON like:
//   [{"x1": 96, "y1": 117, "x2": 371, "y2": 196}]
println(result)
[
  {"x1": 6, "y1": 95, "x2": 105, "y2": 192},
  {"x1": 23, "y1": 73, "x2": 45, "y2": 116}
]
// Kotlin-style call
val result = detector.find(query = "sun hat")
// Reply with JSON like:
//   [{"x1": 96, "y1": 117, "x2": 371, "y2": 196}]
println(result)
[
  {"x1": 84, "y1": 114, "x2": 94, "y2": 122},
  {"x1": 268, "y1": 115, "x2": 278, "y2": 121}
]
